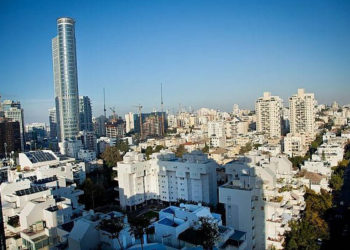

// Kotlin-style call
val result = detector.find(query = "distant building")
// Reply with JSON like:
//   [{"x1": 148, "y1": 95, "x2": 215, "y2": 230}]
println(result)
[
  {"x1": 0, "y1": 119, "x2": 21, "y2": 158},
  {"x1": 79, "y1": 96, "x2": 93, "y2": 131},
  {"x1": 78, "y1": 130, "x2": 97, "y2": 152},
  {"x1": 133, "y1": 112, "x2": 168, "y2": 138},
  {"x1": 289, "y1": 89, "x2": 316, "y2": 141},
  {"x1": 106, "y1": 119, "x2": 125, "y2": 139},
  {"x1": 48, "y1": 107, "x2": 57, "y2": 139},
  {"x1": 1, "y1": 100, "x2": 25, "y2": 151},
  {"x1": 94, "y1": 115, "x2": 106, "y2": 137},
  {"x1": 125, "y1": 112, "x2": 134, "y2": 133},
  {"x1": 208, "y1": 121, "x2": 226, "y2": 148},
  {"x1": 255, "y1": 92, "x2": 283, "y2": 138}
]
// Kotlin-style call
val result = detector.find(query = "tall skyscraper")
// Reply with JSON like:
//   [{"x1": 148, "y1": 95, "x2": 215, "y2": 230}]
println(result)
[
  {"x1": 52, "y1": 17, "x2": 80, "y2": 142},
  {"x1": 289, "y1": 88, "x2": 316, "y2": 139},
  {"x1": 1, "y1": 99, "x2": 25, "y2": 151},
  {"x1": 79, "y1": 96, "x2": 93, "y2": 131},
  {"x1": 255, "y1": 92, "x2": 283, "y2": 138},
  {"x1": 48, "y1": 107, "x2": 57, "y2": 139}
]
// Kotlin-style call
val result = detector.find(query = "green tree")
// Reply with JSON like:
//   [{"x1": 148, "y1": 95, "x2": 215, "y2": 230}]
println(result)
[
  {"x1": 329, "y1": 174, "x2": 343, "y2": 191},
  {"x1": 102, "y1": 146, "x2": 122, "y2": 167},
  {"x1": 202, "y1": 143, "x2": 209, "y2": 153},
  {"x1": 97, "y1": 216, "x2": 125, "y2": 249},
  {"x1": 144, "y1": 146, "x2": 154, "y2": 159},
  {"x1": 80, "y1": 178, "x2": 106, "y2": 209},
  {"x1": 239, "y1": 142, "x2": 252, "y2": 154},
  {"x1": 175, "y1": 144, "x2": 187, "y2": 158},
  {"x1": 116, "y1": 140, "x2": 129, "y2": 153},
  {"x1": 129, "y1": 217, "x2": 149, "y2": 250},
  {"x1": 196, "y1": 217, "x2": 220, "y2": 250}
]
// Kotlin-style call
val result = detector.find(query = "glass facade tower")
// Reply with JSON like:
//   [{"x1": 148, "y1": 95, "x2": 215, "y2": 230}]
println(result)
[{"x1": 52, "y1": 17, "x2": 80, "y2": 142}]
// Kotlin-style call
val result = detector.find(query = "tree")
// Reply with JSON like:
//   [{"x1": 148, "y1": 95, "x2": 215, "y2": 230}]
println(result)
[
  {"x1": 129, "y1": 217, "x2": 149, "y2": 250},
  {"x1": 116, "y1": 140, "x2": 129, "y2": 153},
  {"x1": 196, "y1": 217, "x2": 220, "y2": 250},
  {"x1": 97, "y1": 216, "x2": 125, "y2": 249},
  {"x1": 329, "y1": 174, "x2": 343, "y2": 191},
  {"x1": 239, "y1": 142, "x2": 252, "y2": 154},
  {"x1": 145, "y1": 146, "x2": 153, "y2": 159},
  {"x1": 175, "y1": 144, "x2": 187, "y2": 158},
  {"x1": 202, "y1": 143, "x2": 209, "y2": 153},
  {"x1": 102, "y1": 146, "x2": 122, "y2": 167},
  {"x1": 80, "y1": 178, "x2": 106, "y2": 209}
]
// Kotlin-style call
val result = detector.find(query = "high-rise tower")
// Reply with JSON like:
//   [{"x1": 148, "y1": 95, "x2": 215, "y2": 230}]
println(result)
[
  {"x1": 52, "y1": 17, "x2": 80, "y2": 142},
  {"x1": 289, "y1": 89, "x2": 316, "y2": 139},
  {"x1": 255, "y1": 92, "x2": 283, "y2": 138}
]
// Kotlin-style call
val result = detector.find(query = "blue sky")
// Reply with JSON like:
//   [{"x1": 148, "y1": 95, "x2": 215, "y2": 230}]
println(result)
[{"x1": 1, "y1": 0, "x2": 350, "y2": 123}]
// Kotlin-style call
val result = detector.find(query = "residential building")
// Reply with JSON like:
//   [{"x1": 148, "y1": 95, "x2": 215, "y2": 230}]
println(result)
[
  {"x1": 255, "y1": 92, "x2": 283, "y2": 138},
  {"x1": 208, "y1": 121, "x2": 226, "y2": 148},
  {"x1": 125, "y1": 112, "x2": 134, "y2": 133},
  {"x1": 283, "y1": 133, "x2": 307, "y2": 157},
  {"x1": 151, "y1": 203, "x2": 247, "y2": 249},
  {"x1": 115, "y1": 150, "x2": 218, "y2": 210},
  {"x1": 289, "y1": 89, "x2": 316, "y2": 141},
  {"x1": 52, "y1": 17, "x2": 80, "y2": 141}
]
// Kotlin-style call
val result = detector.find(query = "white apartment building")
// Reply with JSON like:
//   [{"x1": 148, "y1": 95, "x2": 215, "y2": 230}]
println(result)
[
  {"x1": 114, "y1": 150, "x2": 218, "y2": 210},
  {"x1": 289, "y1": 89, "x2": 316, "y2": 141},
  {"x1": 255, "y1": 92, "x2": 283, "y2": 138},
  {"x1": 283, "y1": 133, "x2": 307, "y2": 157},
  {"x1": 316, "y1": 143, "x2": 344, "y2": 167},
  {"x1": 59, "y1": 139, "x2": 83, "y2": 158},
  {"x1": 219, "y1": 153, "x2": 300, "y2": 250},
  {"x1": 151, "y1": 203, "x2": 247, "y2": 249},
  {"x1": 208, "y1": 121, "x2": 226, "y2": 147}
]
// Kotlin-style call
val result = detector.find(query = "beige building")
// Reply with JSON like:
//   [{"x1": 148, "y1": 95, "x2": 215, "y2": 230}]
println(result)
[
  {"x1": 289, "y1": 88, "x2": 316, "y2": 141},
  {"x1": 255, "y1": 92, "x2": 283, "y2": 138}
]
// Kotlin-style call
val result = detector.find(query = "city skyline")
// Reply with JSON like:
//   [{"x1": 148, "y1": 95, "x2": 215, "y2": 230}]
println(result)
[{"x1": 1, "y1": 0, "x2": 350, "y2": 123}]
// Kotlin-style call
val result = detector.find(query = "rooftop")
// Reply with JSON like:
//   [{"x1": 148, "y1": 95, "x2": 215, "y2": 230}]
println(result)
[
  {"x1": 24, "y1": 151, "x2": 57, "y2": 163},
  {"x1": 15, "y1": 186, "x2": 48, "y2": 196}
]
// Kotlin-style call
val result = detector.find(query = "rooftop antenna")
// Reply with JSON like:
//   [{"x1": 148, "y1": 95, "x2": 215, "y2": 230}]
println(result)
[
  {"x1": 103, "y1": 88, "x2": 106, "y2": 118},
  {"x1": 161, "y1": 83, "x2": 165, "y2": 136}
]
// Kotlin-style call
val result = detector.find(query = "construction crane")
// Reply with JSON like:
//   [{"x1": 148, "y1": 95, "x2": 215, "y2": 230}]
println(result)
[
  {"x1": 133, "y1": 104, "x2": 143, "y2": 140},
  {"x1": 109, "y1": 107, "x2": 117, "y2": 122},
  {"x1": 161, "y1": 83, "x2": 165, "y2": 136},
  {"x1": 103, "y1": 88, "x2": 106, "y2": 118}
]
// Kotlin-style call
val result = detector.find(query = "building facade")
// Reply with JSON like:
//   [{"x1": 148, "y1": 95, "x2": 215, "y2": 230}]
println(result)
[
  {"x1": 115, "y1": 150, "x2": 218, "y2": 210},
  {"x1": 52, "y1": 17, "x2": 80, "y2": 142},
  {"x1": 255, "y1": 92, "x2": 283, "y2": 138},
  {"x1": 48, "y1": 107, "x2": 57, "y2": 139},
  {"x1": 289, "y1": 89, "x2": 316, "y2": 140},
  {"x1": 79, "y1": 96, "x2": 93, "y2": 131}
]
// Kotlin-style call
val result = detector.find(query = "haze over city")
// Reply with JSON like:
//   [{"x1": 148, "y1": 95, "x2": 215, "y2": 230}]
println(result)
[{"x1": 1, "y1": 0, "x2": 350, "y2": 123}]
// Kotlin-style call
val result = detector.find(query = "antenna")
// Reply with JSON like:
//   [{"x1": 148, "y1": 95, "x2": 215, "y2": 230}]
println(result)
[
  {"x1": 161, "y1": 83, "x2": 165, "y2": 136},
  {"x1": 103, "y1": 88, "x2": 106, "y2": 118}
]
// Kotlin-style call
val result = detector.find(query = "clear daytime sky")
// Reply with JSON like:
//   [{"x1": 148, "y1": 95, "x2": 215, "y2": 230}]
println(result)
[{"x1": 1, "y1": 0, "x2": 350, "y2": 123}]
